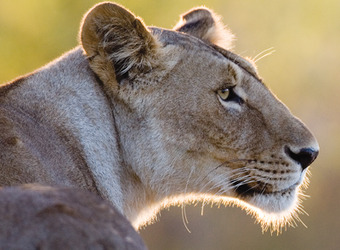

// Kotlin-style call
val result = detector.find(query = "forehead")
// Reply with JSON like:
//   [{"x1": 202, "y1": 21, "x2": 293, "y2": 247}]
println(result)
[{"x1": 150, "y1": 27, "x2": 260, "y2": 81}]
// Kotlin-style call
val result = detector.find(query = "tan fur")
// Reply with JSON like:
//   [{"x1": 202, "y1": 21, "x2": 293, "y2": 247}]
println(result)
[
  {"x1": 0, "y1": 185, "x2": 146, "y2": 249},
  {"x1": 0, "y1": 2, "x2": 318, "y2": 233}
]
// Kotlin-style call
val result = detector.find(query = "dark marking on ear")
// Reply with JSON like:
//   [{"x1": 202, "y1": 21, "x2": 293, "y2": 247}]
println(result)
[
  {"x1": 174, "y1": 7, "x2": 234, "y2": 50},
  {"x1": 115, "y1": 71, "x2": 129, "y2": 84},
  {"x1": 80, "y1": 2, "x2": 160, "y2": 94},
  {"x1": 175, "y1": 9, "x2": 215, "y2": 40}
]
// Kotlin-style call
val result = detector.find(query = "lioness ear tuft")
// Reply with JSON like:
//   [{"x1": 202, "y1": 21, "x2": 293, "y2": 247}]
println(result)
[
  {"x1": 80, "y1": 2, "x2": 160, "y2": 87},
  {"x1": 173, "y1": 7, "x2": 234, "y2": 50}
]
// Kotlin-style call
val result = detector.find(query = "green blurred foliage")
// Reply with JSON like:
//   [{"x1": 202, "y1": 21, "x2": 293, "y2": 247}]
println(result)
[{"x1": 0, "y1": 0, "x2": 339, "y2": 249}]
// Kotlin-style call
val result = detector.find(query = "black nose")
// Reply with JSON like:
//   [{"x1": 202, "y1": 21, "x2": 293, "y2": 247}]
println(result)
[{"x1": 285, "y1": 146, "x2": 319, "y2": 170}]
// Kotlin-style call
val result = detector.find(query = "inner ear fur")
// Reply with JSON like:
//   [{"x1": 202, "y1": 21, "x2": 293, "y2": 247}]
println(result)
[
  {"x1": 173, "y1": 7, "x2": 234, "y2": 50},
  {"x1": 80, "y1": 2, "x2": 160, "y2": 90}
]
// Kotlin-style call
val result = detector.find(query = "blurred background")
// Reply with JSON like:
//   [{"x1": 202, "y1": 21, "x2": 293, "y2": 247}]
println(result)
[{"x1": 0, "y1": 0, "x2": 338, "y2": 249}]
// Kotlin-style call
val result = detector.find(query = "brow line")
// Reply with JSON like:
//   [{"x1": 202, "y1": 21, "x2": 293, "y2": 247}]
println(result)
[{"x1": 210, "y1": 44, "x2": 263, "y2": 82}]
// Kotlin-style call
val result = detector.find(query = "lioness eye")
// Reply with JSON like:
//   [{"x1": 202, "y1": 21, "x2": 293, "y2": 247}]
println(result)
[
  {"x1": 217, "y1": 88, "x2": 230, "y2": 101},
  {"x1": 217, "y1": 87, "x2": 244, "y2": 105}
]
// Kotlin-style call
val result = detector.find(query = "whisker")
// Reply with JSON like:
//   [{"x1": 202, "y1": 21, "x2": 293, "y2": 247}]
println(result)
[
  {"x1": 201, "y1": 167, "x2": 252, "y2": 194},
  {"x1": 216, "y1": 177, "x2": 255, "y2": 195},
  {"x1": 237, "y1": 182, "x2": 260, "y2": 196},
  {"x1": 202, "y1": 170, "x2": 248, "y2": 193},
  {"x1": 181, "y1": 203, "x2": 191, "y2": 233},
  {"x1": 254, "y1": 50, "x2": 276, "y2": 63},
  {"x1": 201, "y1": 201, "x2": 206, "y2": 216},
  {"x1": 252, "y1": 47, "x2": 275, "y2": 62},
  {"x1": 181, "y1": 166, "x2": 195, "y2": 233}
]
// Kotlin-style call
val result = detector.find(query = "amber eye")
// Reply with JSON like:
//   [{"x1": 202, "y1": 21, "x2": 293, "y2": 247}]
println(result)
[
  {"x1": 217, "y1": 87, "x2": 244, "y2": 105},
  {"x1": 217, "y1": 88, "x2": 230, "y2": 101}
]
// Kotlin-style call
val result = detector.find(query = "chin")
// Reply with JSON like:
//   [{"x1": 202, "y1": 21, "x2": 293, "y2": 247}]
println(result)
[
  {"x1": 241, "y1": 185, "x2": 299, "y2": 212},
  {"x1": 232, "y1": 186, "x2": 307, "y2": 234}
]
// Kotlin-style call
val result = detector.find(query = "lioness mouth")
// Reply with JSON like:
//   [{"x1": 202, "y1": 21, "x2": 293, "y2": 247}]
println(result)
[{"x1": 233, "y1": 181, "x2": 297, "y2": 197}]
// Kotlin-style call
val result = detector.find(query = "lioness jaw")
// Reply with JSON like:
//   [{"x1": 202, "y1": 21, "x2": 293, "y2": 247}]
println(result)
[{"x1": 0, "y1": 0, "x2": 318, "y2": 240}]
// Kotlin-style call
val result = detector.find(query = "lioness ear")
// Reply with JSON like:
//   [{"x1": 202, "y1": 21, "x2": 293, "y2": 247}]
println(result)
[
  {"x1": 173, "y1": 7, "x2": 234, "y2": 50},
  {"x1": 80, "y1": 2, "x2": 160, "y2": 88}
]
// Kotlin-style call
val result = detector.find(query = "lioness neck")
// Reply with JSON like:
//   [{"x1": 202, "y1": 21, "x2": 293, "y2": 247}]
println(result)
[{"x1": 0, "y1": 48, "x2": 143, "y2": 214}]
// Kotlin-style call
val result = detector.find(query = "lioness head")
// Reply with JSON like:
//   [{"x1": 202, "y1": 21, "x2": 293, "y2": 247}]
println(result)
[{"x1": 80, "y1": 3, "x2": 319, "y2": 232}]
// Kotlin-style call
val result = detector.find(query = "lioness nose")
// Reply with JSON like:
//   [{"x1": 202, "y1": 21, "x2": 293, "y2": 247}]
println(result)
[{"x1": 285, "y1": 146, "x2": 319, "y2": 170}]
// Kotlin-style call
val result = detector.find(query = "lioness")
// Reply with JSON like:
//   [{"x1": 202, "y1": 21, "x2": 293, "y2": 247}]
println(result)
[{"x1": 0, "y1": 2, "x2": 318, "y2": 233}]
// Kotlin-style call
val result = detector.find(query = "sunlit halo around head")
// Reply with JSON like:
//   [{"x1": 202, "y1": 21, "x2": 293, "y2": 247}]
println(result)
[{"x1": 137, "y1": 170, "x2": 311, "y2": 234}]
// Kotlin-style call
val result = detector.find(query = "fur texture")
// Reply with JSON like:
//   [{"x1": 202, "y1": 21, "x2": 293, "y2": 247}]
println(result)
[
  {"x1": 0, "y1": 2, "x2": 318, "y2": 233},
  {"x1": 0, "y1": 185, "x2": 146, "y2": 249}
]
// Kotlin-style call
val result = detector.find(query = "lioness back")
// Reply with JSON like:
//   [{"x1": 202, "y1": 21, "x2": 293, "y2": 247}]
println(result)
[
  {"x1": 0, "y1": 184, "x2": 146, "y2": 250},
  {"x1": 0, "y1": 1, "x2": 318, "y2": 235}
]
